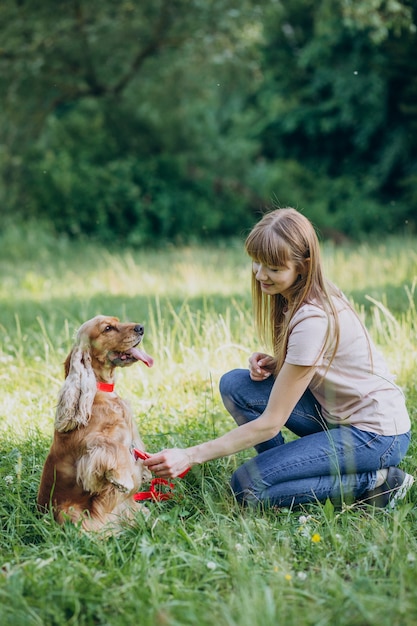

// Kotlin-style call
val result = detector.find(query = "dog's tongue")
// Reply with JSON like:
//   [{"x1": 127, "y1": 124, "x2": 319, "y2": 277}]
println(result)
[{"x1": 127, "y1": 347, "x2": 154, "y2": 367}]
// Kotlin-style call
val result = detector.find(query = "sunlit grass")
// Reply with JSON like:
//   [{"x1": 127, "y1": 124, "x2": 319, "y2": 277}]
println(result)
[{"x1": 1, "y1": 223, "x2": 417, "y2": 625}]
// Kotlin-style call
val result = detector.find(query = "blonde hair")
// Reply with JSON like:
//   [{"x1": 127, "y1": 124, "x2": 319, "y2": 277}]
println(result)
[{"x1": 245, "y1": 207, "x2": 343, "y2": 376}]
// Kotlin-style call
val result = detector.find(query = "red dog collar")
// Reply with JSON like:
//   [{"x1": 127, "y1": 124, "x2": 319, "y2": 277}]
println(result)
[{"x1": 96, "y1": 381, "x2": 115, "y2": 392}]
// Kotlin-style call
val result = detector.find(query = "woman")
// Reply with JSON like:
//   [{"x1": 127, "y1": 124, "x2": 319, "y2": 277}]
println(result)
[{"x1": 144, "y1": 208, "x2": 413, "y2": 509}]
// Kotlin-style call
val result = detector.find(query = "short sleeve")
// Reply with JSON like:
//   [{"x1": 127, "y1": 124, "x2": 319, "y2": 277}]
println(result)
[{"x1": 285, "y1": 305, "x2": 329, "y2": 366}]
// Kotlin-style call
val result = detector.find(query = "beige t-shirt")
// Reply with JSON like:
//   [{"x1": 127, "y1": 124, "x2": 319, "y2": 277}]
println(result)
[{"x1": 285, "y1": 299, "x2": 410, "y2": 436}]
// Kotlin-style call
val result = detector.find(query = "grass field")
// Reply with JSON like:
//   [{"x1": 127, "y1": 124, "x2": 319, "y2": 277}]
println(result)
[{"x1": 1, "y1": 222, "x2": 417, "y2": 626}]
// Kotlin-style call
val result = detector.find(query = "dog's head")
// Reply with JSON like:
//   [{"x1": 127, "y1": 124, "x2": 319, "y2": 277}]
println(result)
[
  {"x1": 56, "y1": 316, "x2": 153, "y2": 432},
  {"x1": 69, "y1": 315, "x2": 154, "y2": 375}
]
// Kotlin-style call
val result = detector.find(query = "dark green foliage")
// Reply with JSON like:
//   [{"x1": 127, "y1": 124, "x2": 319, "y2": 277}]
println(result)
[
  {"x1": 1, "y1": 0, "x2": 416, "y2": 242},
  {"x1": 252, "y1": 0, "x2": 417, "y2": 236}
]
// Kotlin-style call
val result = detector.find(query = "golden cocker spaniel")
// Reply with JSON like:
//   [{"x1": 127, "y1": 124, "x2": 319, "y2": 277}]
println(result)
[{"x1": 37, "y1": 315, "x2": 153, "y2": 532}]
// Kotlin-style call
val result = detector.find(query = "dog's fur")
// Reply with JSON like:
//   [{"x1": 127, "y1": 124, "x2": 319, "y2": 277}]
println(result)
[{"x1": 37, "y1": 315, "x2": 153, "y2": 532}]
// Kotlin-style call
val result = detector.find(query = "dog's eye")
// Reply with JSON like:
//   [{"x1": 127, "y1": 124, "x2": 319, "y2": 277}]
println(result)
[{"x1": 103, "y1": 325, "x2": 116, "y2": 333}]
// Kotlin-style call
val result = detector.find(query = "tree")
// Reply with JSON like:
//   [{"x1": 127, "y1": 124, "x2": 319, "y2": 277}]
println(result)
[
  {"x1": 249, "y1": 0, "x2": 417, "y2": 236},
  {"x1": 0, "y1": 0, "x2": 266, "y2": 242},
  {"x1": 0, "y1": 0, "x2": 416, "y2": 241}
]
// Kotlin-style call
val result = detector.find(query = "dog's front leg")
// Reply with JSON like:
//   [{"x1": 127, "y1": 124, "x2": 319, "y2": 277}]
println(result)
[{"x1": 76, "y1": 441, "x2": 135, "y2": 495}]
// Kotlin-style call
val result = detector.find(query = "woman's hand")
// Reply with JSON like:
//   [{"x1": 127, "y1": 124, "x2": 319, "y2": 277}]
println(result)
[
  {"x1": 248, "y1": 352, "x2": 276, "y2": 381},
  {"x1": 143, "y1": 448, "x2": 193, "y2": 479}
]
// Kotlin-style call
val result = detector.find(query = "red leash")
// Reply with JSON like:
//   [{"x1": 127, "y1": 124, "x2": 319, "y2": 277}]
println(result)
[{"x1": 133, "y1": 448, "x2": 190, "y2": 502}]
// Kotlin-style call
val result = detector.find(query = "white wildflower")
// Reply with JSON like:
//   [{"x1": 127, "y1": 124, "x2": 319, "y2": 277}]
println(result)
[{"x1": 299, "y1": 525, "x2": 311, "y2": 538}]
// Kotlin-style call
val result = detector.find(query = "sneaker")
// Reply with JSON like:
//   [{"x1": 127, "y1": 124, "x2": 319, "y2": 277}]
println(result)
[{"x1": 360, "y1": 467, "x2": 414, "y2": 508}]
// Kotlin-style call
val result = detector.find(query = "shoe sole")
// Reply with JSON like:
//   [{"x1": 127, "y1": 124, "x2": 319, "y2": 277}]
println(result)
[{"x1": 387, "y1": 473, "x2": 415, "y2": 509}]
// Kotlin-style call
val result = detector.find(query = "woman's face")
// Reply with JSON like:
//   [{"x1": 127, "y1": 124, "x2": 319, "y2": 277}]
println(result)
[{"x1": 252, "y1": 259, "x2": 299, "y2": 300}]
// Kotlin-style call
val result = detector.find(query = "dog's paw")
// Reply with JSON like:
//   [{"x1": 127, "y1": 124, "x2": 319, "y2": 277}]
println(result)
[
  {"x1": 105, "y1": 472, "x2": 134, "y2": 494},
  {"x1": 136, "y1": 503, "x2": 150, "y2": 518},
  {"x1": 142, "y1": 467, "x2": 152, "y2": 482}
]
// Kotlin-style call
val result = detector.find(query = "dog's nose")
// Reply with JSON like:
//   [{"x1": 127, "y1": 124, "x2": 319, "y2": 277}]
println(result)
[{"x1": 134, "y1": 325, "x2": 144, "y2": 336}]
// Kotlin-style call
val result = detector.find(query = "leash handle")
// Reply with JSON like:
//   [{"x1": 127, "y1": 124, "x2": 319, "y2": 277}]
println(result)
[
  {"x1": 133, "y1": 478, "x2": 175, "y2": 502},
  {"x1": 133, "y1": 448, "x2": 190, "y2": 478},
  {"x1": 133, "y1": 448, "x2": 190, "y2": 502}
]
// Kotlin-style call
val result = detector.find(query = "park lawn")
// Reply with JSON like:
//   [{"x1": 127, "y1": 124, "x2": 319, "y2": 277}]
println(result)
[{"x1": 1, "y1": 224, "x2": 417, "y2": 626}]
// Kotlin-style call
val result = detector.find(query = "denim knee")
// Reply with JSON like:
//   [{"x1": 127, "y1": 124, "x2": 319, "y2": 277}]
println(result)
[
  {"x1": 219, "y1": 369, "x2": 243, "y2": 401},
  {"x1": 230, "y1": 462, "x2": 263, "y2": 506},
  {"x1": 230, "y1": 468, "x2": 248, "y2": 505}
]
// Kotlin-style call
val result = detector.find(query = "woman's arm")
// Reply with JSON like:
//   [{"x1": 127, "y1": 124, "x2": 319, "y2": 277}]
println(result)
[{"x1": 143, "y1": 363, "x2": 316, "y2": 478}]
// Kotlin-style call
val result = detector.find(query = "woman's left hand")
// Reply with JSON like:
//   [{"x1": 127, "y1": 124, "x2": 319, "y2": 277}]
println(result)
[
  {"x1": 143, "y1": 448, "x2": 193, "y2": 478},
  {"x1": 249, "y1": 352, "x2": 276, "y2": 381}
]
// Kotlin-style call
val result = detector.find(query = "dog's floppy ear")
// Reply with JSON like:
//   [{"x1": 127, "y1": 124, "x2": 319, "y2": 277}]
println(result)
[{"x1": 55, "y1": 346, "x2": 97, "y2": 432}]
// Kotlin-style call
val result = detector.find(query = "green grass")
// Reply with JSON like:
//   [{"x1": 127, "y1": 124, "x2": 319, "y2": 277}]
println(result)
[{"x1": 1, "y1": 222, "x2": 417, "y2": 626}]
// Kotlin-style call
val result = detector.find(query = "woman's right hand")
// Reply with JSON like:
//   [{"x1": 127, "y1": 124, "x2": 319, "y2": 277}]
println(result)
[
  {"x1": 142, "y1": 448, "x2": 193, "y2": 479},
  {"x1": 248, "y1": 352, "x2": 276, "y2": 381}
]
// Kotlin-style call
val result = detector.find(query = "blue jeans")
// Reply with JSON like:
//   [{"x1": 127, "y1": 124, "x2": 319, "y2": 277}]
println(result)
[{"x1": 219, "y1": 369, "x2": 411, "y2": 508}]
